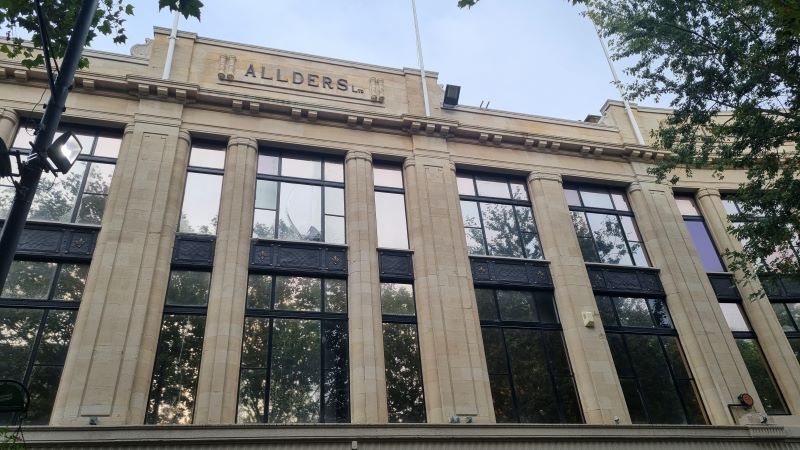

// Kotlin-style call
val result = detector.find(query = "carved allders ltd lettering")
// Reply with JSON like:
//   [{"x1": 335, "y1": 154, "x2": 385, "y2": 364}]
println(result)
[{"x1": 217, "y1": 55, "x2": 384, "y2": 103}]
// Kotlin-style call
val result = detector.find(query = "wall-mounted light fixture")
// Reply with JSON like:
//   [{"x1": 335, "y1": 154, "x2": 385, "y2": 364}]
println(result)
[{"x1": 443, "y1": 84, "x2": 461, "y2": 108}]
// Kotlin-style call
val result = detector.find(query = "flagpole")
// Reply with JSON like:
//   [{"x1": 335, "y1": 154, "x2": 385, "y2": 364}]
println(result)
[
  {"x1": 411, "y1": 0, "x2": 432, "y2": 117},
  {"x1": 162, "y1": 6, "x2": 180, "y2": 80}
]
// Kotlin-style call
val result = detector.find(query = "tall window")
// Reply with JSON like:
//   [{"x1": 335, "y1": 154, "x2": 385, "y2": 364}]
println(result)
[
  {"x1": 374, "y1": 165, "x2": 408, "y2": 249},
  {"x1": 772, "y1": 303, "x2": 800, "y2": 363},
  {"x1": 457, "y1": 173, "x2": 542, "y2": 259},
  {"x1": 722, "y1": 196, "x2": 800, "y2": 264},
  {"x1": 0, "y1": 260, "x2": 88, "y2": 425},
  {"x1": 253, "y1": 151, "x2": 345, "y2": 244},
  {"x1": 719, "y1": 303, "x2": 788, "y2": 414},
  {"x1": 678, "y1": 195, "x2": 788, "y2": 414},
  {"x1": 178, "y1": 145, "x2": 225, "y2": 235},
  {"x1": 1, "y1": 127, "x2": 121, "y2": 224},
  {"x1": 566, "y1": 185, "x2": 649, "y2": 266},
  {"x1": 475, "y1": 288, "x2": 582, "y2": 423},
  {"x1": 381, "y1": 283, "x2": 425, "y2": 422},
  {"x1": 597, "y1": 295, "x2": 707, "y2": 424},
  {"x1": 146, "y1": 270, "x2": 211, "y2": 424},
  {"x1": 237, "y1": 275, "x2": 349, "y2": 423}
]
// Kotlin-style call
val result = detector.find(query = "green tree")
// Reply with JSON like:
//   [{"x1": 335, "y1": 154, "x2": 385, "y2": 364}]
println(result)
[
  {"x1": 1, "y1": 0, "x2": 204, "y2": 69},
  {"x1": 459, "y1": 0, "x2": 800, "y2": 286}
]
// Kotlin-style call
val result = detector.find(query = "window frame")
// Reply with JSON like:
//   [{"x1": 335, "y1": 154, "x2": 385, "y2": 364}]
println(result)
[
  {"x1": 373, "y1": 163, "x2": 409, "y2": 250},
  {"x1": 253, "y1": 149, "x2": 345, "y2": 244},
  {"x1": 457, "y1": 171, "x2": 542, "y2": 260},
  {"x1": 177, "y1": 141, "x2": 226, "y2": 236},
  {"x1": 676, "y1": 195, "x2": 727, "y2": 273}
]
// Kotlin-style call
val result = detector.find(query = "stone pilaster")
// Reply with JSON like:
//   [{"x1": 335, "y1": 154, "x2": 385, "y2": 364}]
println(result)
[
  {"x1": 696, "y1": 188, "x2": 800, "y2": 414},
  {"x1": 527, "y1": 172, "x2": 630, "y2": 424},
  {"x1": 0, "y1": 108, "x2": 19, "y2": 144},
  {"x1": 402, "y1": 148, "x2": 494, "y2": 423},
  {"x1": 627, "y1": 182, "x2": 760, "y2": 425},
  {"x1": 345, "y1": 150, "x2": 388, "y2": 423},
  {"x1": 193, "y1": 136, "x2": 258, "y2": 424},
  {"x1": 51, "y1": 122, "x2": 191, "y2": 425}
]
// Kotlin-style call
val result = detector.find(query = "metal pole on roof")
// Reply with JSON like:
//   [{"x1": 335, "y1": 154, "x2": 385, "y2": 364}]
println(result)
[
  {"x1": 591, "y1": 18, "x2": 646, "y2": 145},
  {"x1": 162, "y1": 6, "x2": 180, "y2": 80},
  {"x1": 411, "y1": 0, "x2": 432, "y2": 117}
]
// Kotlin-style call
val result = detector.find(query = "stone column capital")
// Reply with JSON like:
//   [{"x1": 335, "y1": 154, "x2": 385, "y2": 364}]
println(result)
[
  {"x1": 402, "y1": 157, "x2": 416, "y2": 171},
  {"x1": 0, "y1": 108, "x2": 19, "y2": 125},
  {"x1": 696, "y1": 188, "x2": 721, "y2": 200},
  {"x1": 527, "y1": 171, "x2": 562, "y2": 185},
  {"x1": 345, "y1": 150, "x2": 372, "y2": 164},
  {"x1": 227, "y1": 135, "x2": 257, "y2": 150},
  {"x1": 176, "y1": 129, "x2": 191, "y2": 145}
]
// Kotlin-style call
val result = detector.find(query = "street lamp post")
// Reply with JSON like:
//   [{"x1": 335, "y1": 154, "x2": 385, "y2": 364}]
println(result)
[{"x1": 0, "y1": 0, "x2": 99, "y2": 288}]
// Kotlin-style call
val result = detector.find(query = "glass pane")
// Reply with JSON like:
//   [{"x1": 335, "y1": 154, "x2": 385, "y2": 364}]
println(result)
[
  {"x1": 615, "y1": 297, "x2": 653, "y2": 327},
  {"x1": 325, "y1": 215, "x2": 346, "y2": 244},
  {"x1": 606, "y1": 333, "x2": 633, "y2": 377},
  {"x1": 275, "y1": 276, "x2": 321, "y2": 311},
  {"x1": 460, "y1": 200, "x2": 481, "y2": 228},
  {"x1": 325, "y1": 187, "x2": 344, "y2": 216},
  {"x1": 281, "y1": 156, "x2": 321, "y2": 179},
  {"x1": 475, "y1": 289, "x2": 497, "y2": 321},
  {"x1": 268, "y1": 319, "x2": 321, "y2": 423},
  {"x1": 722, "y1": 199, "x2": 740, "y2": 215},
  {"x1": 555, "y1": 376, "x2": 583, "y2": 423},
  {"x1": 2, "y1": 261, "x2": 57, "y2": 299},
  {"x1": 685, "y1": 221, "x2": 725, "y2": 272},
  {"x1": 535, "y1": 292, "x2": 558, "y2": 324},
  {"x1": 648, "y1": 299, "x2": 674, "y2": 328},
  {"x1": 456, "y1": 175, "x2": 475, "y2": 196},
  {"x1": 497, "y1": 290, "x2": 536, "y2": 322},
  {"x1": 595, "y1": 295, "x2": 617, "y2": 326},
  {"x1": 24, "y1": 365, "x2": 64, "y2": 425},
  {"x1": 481, "y1": 203, "x2": 524, "y2": 258},
  {"x1": 489, "y1": 374, "x2": 515, "y2": 423},
  {"x1": 237, "y1": 368, "x2": 267, "y2": 423},
  {"x1": 380, "y1": 283, "x2": 415, "y2": 316},
  {"x1": 515, "y1": 206, "x2": 536, "y2": 233},
  {"x1": 257, "y1": 154, "x2": 279, "y2": 175},
  {"x1": 570, "y1": 211, "x2": 591, "y2": 238},
  {"x1": 325, "y1": 279, "x2": 347, "y2": 313},
  {"x1": 510, "y1": 183, "x2": 528, "y2": 200},
  {"x1": 543, "y1": 331, "x2": 571, "y2": 375},
  {"x1": 786, "y1": 303, "x2": 800, "y2": 328},
  {"x1": 179, "y1": 172, "x2": 223, "y2": 235},
  {"x1": 772, "y1": 304, "x2": 796, "y2": 332},
  {"x1": 504, "y1": 329, "x2": 560, "y2": 422},
  {"x1": 324, "y1": 161, "x2": 344, "y2": 183},
  {"x1": 278, "y1": 183, "x2": 322, "y2": 242},
  {"x1": 736, "y1": 338, "x2": 788, "y2": 415},
  {"x1": 579, "y1": 189, "x2": 614, "y2": 209},
  {"x1": 322, "y1": 320, "x2": 349, "y2": 423},
  {"x1": 660, "y1": 336, "x2": 690, "y2": 380},
  {"x1": 146, "y1": 314, "x2": 206, "y2": 424},
  {"x1": 373, "y1": 166, "x2": 403, "y2": 188},
  {"x1": 189, "y1": 147, "x2": 225, "y2": 169},
  {"x1": 676, "y1": 197, "x2": 700, "y2": 216},
  {"x1": 481, "y1": 327, "x2": 507, "y2": 374},
  {"x1": 611, "y1": 193, "x2": 630, "y2": 211},
  {"x1": 720, "y1": 303, "x2": 750, "y2": 332},
  {"x1": 523, "y1": 233, "x2": 544, "y2": 260},
  {"x1": 53, "y1": 264, "x2": 88, "y2": 301},
  {"x1": 375, "y1": 192, "x2": 409, "y2": 249},
  {"x1": 789, "y1": 338, "x2": 800, "y2": 365},
  {"x1": 676, "y1": 379, "x2": 707, "y2": 424},
  {"x1": 29, "y1": 161, "x2": 87, "y2": 222},
  {"x1": 241, "y1": 317, "x2": 270, "y2": 368},
  {"x1": 586, "y1": 213, "x2": 632, "y2": 265},
  {"x1": 0, "y1": 186, "x2": 14, "y2": 219},
  {"x1": 619, "y1": 216, "x2": 641, "y2": 242},
  {"x1": 165, "y1": 271, "x2": 211, "y2": 307},
  {"x1": 564, "y1": 188, "x2": 581, "y2": 206},
  {"x1": 254, "y1": 180, "x2": 278, "y2": 210},
  {"x1": 246, "y1": 274, "x2": 273, "y2": 309},
  {"x1": 619, "y1": 378, "x2": 648, "y2": 423},
  {"x1": 252, "y1": 209, "x2": 276, "y2": 239},
  {"x1": 475, "y1": 178, "x2": 510, "y2": 199},
  {"x1": 83, "y1": 162, "x2": 115, "y2": 194},
  {"x1": 11, "y1": 127, "x2": 35, "y2": 150},
  {"x1": 625, "y1": 334, "x2": 687, "y2": 424},
  {"x1": 0, "y1": 308, "x2": 43, "y2": 380},
  {"x1": 93, "y1": 135, "x2": 122, "y2": 158},
  {"x1": 34, "y1": 310, "x2": 76, "y2": 365},
  {"x1": 630, "y1": 242, "x2": 650, "y2": 267},
  {"x1": 75, "y1": 193, "x2": 107, "y2": 225},
  {"x1": 464, "y1": 227, "x2": 486, "y2": 255},
  {"x1": 383, "y1": 323, "x2": 425, "y2": 423}
]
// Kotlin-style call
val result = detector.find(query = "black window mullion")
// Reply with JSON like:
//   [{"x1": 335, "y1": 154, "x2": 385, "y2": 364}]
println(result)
[
  {"x1": 655, "y1": 335, "x2": 692, "y2": 424},
  {"x1": 509, "y1": 205, "x2": 526, "y2": 258},
  {"x1": 320, "y1": 186, "x2": 326, "y2": 242},
  {"x1": 498, "y1": 328, "x2": 522, "y2": 423},
  {"x1": 47, "y1": 263, "x2": 62, "y2": 300},
  {"x1": 319, "y1": 319, "x2": 326, "y2": 422},
  {"x1": 21, "y1": 309, "x2": 49, "y2": 388},
  {"x1": 615, "y1": 215, "x2": 637, "y2": 266},
  {"x1": 540, "y1": 329, "x2": 567, "y2": 423},
  {"x1": 617, "y1": 332, "x2": 653, "y2": 424},
  {"x1": 475, "y1": 201, "x2": 490, "y2": 256},
  {"x1": 580, "y1": 211, "x2": 603, "y2": 266},
  {"x1": 263, "y1": 317, "x2": 276, "y2": 423},
  {"x1": 69, "y1": 162, "x2": 92, "y2": 223}
]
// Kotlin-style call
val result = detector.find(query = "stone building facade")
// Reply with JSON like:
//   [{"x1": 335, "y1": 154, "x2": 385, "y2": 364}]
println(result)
[{"x1": 0, "y1": 28, "x2": 799, "y2": 448}]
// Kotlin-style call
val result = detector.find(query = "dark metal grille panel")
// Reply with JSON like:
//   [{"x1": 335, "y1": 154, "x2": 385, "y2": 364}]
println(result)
[
  {"x1": 378, "y1": 250, "x2": 414, "y2": 282},
  {"x1": 586, "y1": 264, "x2": 664, "y2": 296},
  {"x1": 172, "y1": 234, "x2": 216, "y2": 268},
  {"x1": 250, "y1": 240, "x2": 347, "y2": 277},
  {"x1": 707, "y1": 273, "x2": 741, "y2": 301},
  {"x1": 3, "y1": 222, "x2": 99, "y2": 261},
  {"x1": 470, "y1": 256, "x2": 552, "y2": 289}
]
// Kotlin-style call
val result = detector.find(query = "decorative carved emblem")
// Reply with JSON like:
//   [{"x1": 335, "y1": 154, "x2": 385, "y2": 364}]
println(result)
[
  {"x1": 369, "y1": 77, "x2": 385, "y2": 103},
  {"x1": 330, "y1": 255, "x2": 342, "y2": 266},
  {"x1": 477, "y1": 265, "x2": 488, "y2": 274},
  {"x1": 72, "y1": 237, "x2": 86, "y2": 249},
  {"x1": 256, "y1": 249, "x2": 269, "y2": 263},
  {"x1": 218, "y1": 55, "x2": 237, "y2": 80}
]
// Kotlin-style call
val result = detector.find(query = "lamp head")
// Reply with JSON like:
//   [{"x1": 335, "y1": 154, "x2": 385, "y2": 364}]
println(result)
[
  {"x1": 443, "y1": 84, "x2": 461, "y2": 108},
  {"x1": 45, "y1": 132, "x2": 82, "y2": 174}
]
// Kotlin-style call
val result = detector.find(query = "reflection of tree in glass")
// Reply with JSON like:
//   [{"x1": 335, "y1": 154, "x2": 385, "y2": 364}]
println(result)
[
  {"x1": 179, "y1": 213, "x2": 218, "y2": 235},
  {"x1": 383, "y1": 323, "x2": 425, "y2": 422},
  {"x1": 275, "y1": 277, "x2": 321, "y2": 311},
  {"x1": 587, "y1": 213, "x2": 630, "y2": 265},
  {"x1": 166, "y1": 272, "x2": 210, "y2": 307},
  {"x1": 268, "y1": 319, "x2": 321, "y2": 423},
  {"x1": 1, "y1": 261, "x2": 56, "y2": 299},
  {"x1": 29, "y1": 162, "x2": 87, "y2": 223},
  {"x1": 322, "y1": 320, "x2": 349, "y2": 422},
  {"x1": 53, "y1": 264, "x2": 88, "y2": 301},
  {"x1": 146, "y1": 314, "x2": 206, "y2": 424},
  {"x1": 479, "y1": 203, "x2": 524, "y2": 257},
  {"x1": 735, "y1": 339, "x2": 786, "y2": 415},
  {"x1": 504, "y1": 329, "x2": 560, "y2": 422},
  {"x1": 380, "y1": 284, "x2": 414, "y2": 315},
  {"x1": 0, "y1": 309, "x2": 41, "y2": 381},
  {"x1": 237, "y1": 318, "x2": 269, "y2": 423}
]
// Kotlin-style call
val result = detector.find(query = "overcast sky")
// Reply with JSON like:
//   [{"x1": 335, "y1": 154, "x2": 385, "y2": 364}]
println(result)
[{"x1": 87, "y1": 0, "x2": 666, "y2": 121}]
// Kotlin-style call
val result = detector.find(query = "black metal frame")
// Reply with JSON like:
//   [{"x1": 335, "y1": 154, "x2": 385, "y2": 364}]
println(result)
[
  {"x1": 0, "y1": 260, "x2": 86, "y2": 425},
  {"x1": 565, "y1": 184, "x2": 650, "y2": 267},
  {"x1": 456, "y1": 172, "x2": 541, "y2": 260},
  {"x1": 177, "y1": 142, "x2": 226, "y2": 236},
  {"x1": 253, "y1": 148, "x2": 345, "y2": 244},
  {"x1": 373, "y1": 162, "x2": 410, "y2": 250},
  {"x1": 236, "y1": 273, "x2": 349, "y2": 424},
  {"x1": 477, "y1": 287, "x2": 582, "y2": 424},
  {"x1": 599, "y1": 295, "x2": 708, "y2": 425}
]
